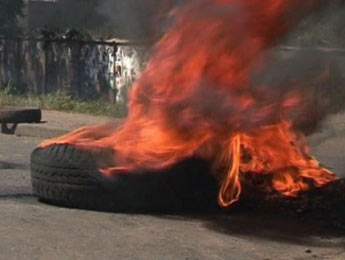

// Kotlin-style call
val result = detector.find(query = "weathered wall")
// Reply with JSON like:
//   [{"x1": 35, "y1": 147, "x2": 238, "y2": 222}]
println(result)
[{"x1": 0, "y1": 38, "x2": 147, "y2": 101}]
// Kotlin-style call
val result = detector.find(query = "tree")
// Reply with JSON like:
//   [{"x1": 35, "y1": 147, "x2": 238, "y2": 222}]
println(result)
[
  {"x1": 0, "y1": 0, "x2": 24, "y2": 36},
  {"x1": 95, "y1": 0, "x2": 183, "y2": 40},
  {"x1": 286, "y1": 0, "x2": 345, "y2": 47}
]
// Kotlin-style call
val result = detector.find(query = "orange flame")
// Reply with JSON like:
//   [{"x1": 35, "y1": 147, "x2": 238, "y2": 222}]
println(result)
[{"x1": 40, "y1": 0, "x2": 336, "y2": 207}]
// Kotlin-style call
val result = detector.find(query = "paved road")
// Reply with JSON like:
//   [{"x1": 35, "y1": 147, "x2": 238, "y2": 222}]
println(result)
[
  {"x1": 1, "y1": 114, "x2": 345, "y2": 259},
  {"x1": 14, "y1": 110, "x2": 118, "y2": 139}
]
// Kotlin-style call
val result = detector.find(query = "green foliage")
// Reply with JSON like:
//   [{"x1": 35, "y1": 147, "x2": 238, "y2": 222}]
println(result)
[
  {"x1": 2, "y1": 81, "x2": 19, "y2": 96},
  {"x1": 287, "y1": 19, "x2": 345, "y2": 47},
  {"x1": 285, "y1": 2, "x2": 345, "y2": 47},
  {"x1": 0, "y1": 0, "x2": 24, "y2": 36},
  {"x1": 0, "y1": 90, "x2": 127, "y2": 118}
]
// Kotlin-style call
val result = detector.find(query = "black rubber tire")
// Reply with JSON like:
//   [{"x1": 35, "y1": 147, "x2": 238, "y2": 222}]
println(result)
[
  {"x1": 0, "y1": 107, "x2": 41, "y2": 123},
  {"x1": 31, "y1": 144, "x2": 219, "y2": 213}
]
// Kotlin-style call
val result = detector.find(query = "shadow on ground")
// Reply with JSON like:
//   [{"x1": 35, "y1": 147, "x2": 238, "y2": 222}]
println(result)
[
  {"x1": 156, "y1": 209, "x2": 345, "y2": 247},
  {"x1": 0, "y1": 161, "x2": 26, "y2": 170},
  {"x1": 32, "y1": 191, "x2": 345, "y2": 247}
]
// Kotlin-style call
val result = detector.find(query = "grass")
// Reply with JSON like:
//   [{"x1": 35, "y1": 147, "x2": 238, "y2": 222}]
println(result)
[{"x1": 0, "y1": 90, "x2": 128, "y2": 118}]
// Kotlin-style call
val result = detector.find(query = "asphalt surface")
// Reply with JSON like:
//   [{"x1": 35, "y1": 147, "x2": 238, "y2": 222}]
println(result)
[
  {"x1": 1, "y1": 110, "x2": 345, "y2": 260},
  {"x1": 14, "y1": 110, "x2": 116, "y2": 139}
]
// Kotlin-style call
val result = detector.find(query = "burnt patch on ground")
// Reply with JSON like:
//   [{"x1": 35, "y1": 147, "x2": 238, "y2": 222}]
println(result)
[{"x1": 236, "y1": 177, "x2": 345, "y2": 233}]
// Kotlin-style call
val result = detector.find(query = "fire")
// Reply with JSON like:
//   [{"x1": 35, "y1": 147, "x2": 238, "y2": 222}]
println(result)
[{"x1": 40, "y1": 0, "x2": 336, "y2": 207}]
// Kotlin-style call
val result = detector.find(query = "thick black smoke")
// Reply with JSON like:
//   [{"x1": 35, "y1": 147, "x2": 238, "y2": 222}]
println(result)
[{"x1": 256, "y1": 1, "x2": 345, "y2": 135}]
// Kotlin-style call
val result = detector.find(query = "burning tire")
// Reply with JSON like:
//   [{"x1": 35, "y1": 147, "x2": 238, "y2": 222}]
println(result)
[
  {"x1": 31, "y1": 144, "x2": 219, "y2": 212},
  {"x1": 0, "y1": 107, "x2": 41, "y2": 123}
]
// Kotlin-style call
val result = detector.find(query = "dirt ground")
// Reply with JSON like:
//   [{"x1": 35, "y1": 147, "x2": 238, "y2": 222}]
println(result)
[{"x1": 0, "y1": 110, "x2": 345, "y2": 259}]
